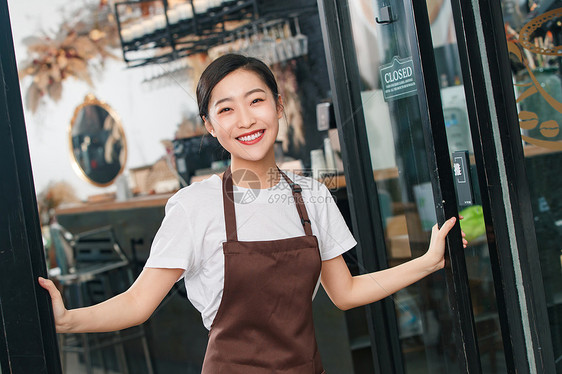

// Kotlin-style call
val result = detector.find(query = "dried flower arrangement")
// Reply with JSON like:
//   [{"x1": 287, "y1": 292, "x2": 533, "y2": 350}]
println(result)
[
  {"x1": 37, "y1": 180, "x2": 81, "y2": 225},
  {"x1": 18, "y1": 0, "x2": 120, "y2": 113}
]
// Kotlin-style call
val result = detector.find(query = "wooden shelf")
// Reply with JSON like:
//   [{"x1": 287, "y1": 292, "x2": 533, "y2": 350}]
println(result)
[
  {"x1": 319, "y1": 167, "x2": 400, "y2": 190},
  {"x1": 56, "y1": 167, "x2": 401, "y2": 215},
  {"x1": 56, "y1": 192, "x2": 174, "y2": 215}
]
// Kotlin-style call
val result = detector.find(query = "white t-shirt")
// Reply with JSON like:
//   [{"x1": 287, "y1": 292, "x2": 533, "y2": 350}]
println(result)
[{"x1": 145, "y1": 171, "x2": 357, "y2": 330}]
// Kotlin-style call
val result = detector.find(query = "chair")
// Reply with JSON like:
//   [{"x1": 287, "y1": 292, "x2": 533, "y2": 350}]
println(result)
[{"x1": 51, "y1": 224, "x2": 154, "y2": 374}]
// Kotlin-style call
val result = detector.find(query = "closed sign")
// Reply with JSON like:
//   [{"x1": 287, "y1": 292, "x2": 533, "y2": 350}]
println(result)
[{"x1": 379, "y1": 56, "x2": 417, "y2": 101}]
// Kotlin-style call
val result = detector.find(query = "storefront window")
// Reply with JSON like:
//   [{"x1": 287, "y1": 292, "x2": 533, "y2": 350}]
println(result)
[{"x1": 501, "y1": 2, "x2": 562, "y2": 371}]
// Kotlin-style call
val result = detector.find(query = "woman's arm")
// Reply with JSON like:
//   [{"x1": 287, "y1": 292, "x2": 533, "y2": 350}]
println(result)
[
  {"x1": 321, "y1": 217, "x2": 465, "y2": 310},
  {"x1": 38, "y1": 267, "x2": 184, "y2": 333}
]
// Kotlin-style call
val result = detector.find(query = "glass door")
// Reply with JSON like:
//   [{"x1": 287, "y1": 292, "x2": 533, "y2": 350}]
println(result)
[
  {"x1": 343, "y1": 1, "x2": 474, "y2": 372},
  {"x1": 319, "y1": 0, "x2": 514, "y2": 372},
  {"x1": 426, "y1": 2, "x2": 508, "y2": 372}
]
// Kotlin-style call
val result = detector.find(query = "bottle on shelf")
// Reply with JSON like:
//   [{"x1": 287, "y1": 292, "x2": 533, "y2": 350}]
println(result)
[{"x1": 177, "y1": 2, "x2": 194, "y2": 21}]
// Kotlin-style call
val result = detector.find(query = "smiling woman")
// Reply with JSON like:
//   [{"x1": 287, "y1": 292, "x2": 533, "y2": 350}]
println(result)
[{"x1": 38, "y1": 53, "x2": 463, "y2": 374}]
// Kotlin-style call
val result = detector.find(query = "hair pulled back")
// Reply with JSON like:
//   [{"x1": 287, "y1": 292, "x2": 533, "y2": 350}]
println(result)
[{"x1": 196, "y1": 54, "x2": 279, "y2": 121}]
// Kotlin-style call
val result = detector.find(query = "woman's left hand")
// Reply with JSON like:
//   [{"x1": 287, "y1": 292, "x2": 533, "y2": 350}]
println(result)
[
  {"x1": 321, "y1": 216, "x2": 467, "y2": 310},
  {"x1": 423, "y1": 216, "x2": 468, "y2": 273}
]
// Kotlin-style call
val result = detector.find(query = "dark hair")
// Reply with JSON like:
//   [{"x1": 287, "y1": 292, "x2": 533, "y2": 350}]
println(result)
[{"x1": 196, "y1": 54, "x2": 279, "y2": 121}]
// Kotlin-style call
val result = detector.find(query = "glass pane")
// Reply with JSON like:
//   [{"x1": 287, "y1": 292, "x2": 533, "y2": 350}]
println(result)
[
  {"x1": 500, "y1": 2, "x2": 562, "y2": 371},
  {"x1": 348, "y1": 0, "x2": 460, "y2": 372},
  {"x1": 428, "y1": 1, "x2": 508, "y2": 372}
]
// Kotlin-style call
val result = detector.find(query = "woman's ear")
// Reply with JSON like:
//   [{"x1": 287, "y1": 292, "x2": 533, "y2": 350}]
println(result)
[
  {"x1": 276, "y1": 95, "x2": 284, "y2": 119},
  {"x1": 203, "y1": 116, "x2": 216, "y2": 137}
]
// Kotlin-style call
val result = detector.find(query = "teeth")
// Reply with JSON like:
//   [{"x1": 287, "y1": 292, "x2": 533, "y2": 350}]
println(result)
[{"x1": 237, "y1": 130, "x2": 263, "y2": 142}]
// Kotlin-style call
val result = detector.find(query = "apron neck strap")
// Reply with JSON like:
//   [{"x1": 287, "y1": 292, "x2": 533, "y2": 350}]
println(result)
[
  {"x1": 278, "y1": 168, "x2": 313, "y2": 236},
  {"x1": 221, "y1": 166, "x2": 314, "y2": 242},
  {"x1": 222, "y1": 166, "x2": 238, "y2": 241}
]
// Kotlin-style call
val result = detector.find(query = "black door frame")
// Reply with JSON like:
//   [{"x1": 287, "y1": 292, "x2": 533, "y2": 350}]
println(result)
[
  {"x1": 406, "y1": 1, "x2": 481, "y2": 372},
  {"x1": 450, "y1": 0, "x2": 556, "y2": 372},
  {"x1": 0, "y1": 0, "x2": 62, "y2": 372},
  {"x1": 317, "y1": 0, "x2": 480, "y2": 372}
]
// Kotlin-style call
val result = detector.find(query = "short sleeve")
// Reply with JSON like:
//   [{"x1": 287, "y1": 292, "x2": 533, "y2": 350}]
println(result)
[
  {"x1": 312, "y1": 183, "x2": 357, "y2": 261},
  {"x1": 144, "y1": 196, "x2": 194, "y2": 277}
]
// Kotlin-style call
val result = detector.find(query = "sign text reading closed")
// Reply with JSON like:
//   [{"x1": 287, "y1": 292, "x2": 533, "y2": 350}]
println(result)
[{"x1": 379, "y1": 56, "x2": 417, "y2": 101}]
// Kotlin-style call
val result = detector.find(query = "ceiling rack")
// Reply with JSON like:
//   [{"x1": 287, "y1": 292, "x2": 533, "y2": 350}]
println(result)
[
  {"x1": 114, "y1": 0, "x2": 260, "y2": 68},
  {"x1": 114, "y1": 0, "x2": 317, "y2": 68}
]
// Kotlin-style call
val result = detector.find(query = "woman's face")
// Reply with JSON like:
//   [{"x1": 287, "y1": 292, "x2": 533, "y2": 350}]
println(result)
[{"x1": 203, "y1": 69, "x2": 282, "y2": 165}]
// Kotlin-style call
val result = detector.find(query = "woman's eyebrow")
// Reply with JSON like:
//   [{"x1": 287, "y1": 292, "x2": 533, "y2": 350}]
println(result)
[{"x1": 213, "y1": 88, "x2": 267, "y2": 107}]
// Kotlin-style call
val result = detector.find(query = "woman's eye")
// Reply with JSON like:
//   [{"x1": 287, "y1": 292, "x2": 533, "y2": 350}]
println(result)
[
  {"x1": 251, "y1": 98, "x2": 264, "y2": 104},
  {"x1": 218, "y1": 107, "x2": 231, "y2": 114}
]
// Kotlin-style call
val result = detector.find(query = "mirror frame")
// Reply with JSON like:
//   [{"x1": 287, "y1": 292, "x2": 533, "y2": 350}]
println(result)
[{"x1": 68, "y1": 94, "x2": 127, "y2": 187}]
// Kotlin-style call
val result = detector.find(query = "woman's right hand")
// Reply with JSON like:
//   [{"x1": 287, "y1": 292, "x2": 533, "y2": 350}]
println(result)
[
  {"x1": 38, "y1": 277, "x2": 69, "y2": 332},
  {"x1": 38, "y1": 268, "x2": 183, "y2": 334}
]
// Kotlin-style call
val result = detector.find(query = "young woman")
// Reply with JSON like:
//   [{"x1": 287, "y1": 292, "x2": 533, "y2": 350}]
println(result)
[{"x1": 39, "y1": 54, "x2": 466, "y2": 373}]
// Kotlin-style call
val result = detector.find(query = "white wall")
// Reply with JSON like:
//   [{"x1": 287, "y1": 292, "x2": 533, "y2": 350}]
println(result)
[{"x1": 8, "y1": 0, "x2": 198, "y2": 200}]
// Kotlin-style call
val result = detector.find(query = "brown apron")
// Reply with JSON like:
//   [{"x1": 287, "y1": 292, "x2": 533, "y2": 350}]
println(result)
[{"x1": 201, "y1": 166, "x2": 325, "y2": 374}]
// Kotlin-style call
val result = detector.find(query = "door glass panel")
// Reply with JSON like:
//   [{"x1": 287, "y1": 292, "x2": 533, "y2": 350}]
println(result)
[
  {"x1": 348, "y1": 0, "x2": 511, "y2": 372},
  {"x1": 348, "y1": 0, "x2": 460, "y2": 372},
  {"x1": 500, "y1": 3, "x2": 562, "y2": 371},
  {"x1": 428, "y1": 1, "x2": 508, "y2": 372}
]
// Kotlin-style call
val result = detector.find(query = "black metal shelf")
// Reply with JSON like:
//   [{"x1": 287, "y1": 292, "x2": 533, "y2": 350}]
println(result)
[{"x1": 115, "y1": 0, "x2": 259, "y2": 67}]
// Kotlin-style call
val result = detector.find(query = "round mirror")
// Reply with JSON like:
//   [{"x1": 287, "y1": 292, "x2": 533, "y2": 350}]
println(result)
[{"x1": 69, "y1": 94, "x2": 127, "y2": 187}]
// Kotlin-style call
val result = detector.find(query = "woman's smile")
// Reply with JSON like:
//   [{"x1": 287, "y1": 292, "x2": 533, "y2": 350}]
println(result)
[{"x1": 236, "y1": 129, "x2": 265, "y2": 144}]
